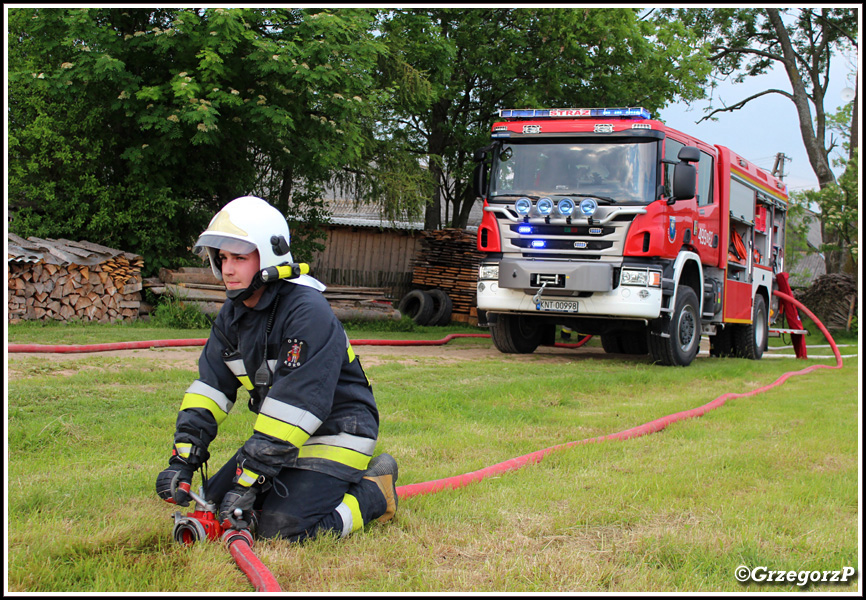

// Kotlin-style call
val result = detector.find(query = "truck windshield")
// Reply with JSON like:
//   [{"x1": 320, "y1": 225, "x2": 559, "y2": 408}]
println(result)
[{"x1": 489, "y1": 139, "x2": 658, "y2": 204}]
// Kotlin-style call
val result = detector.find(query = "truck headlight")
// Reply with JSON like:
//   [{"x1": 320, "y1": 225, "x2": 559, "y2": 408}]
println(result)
[
  {"x1": 621, "y1": 268, "x2": 662, "y2": 287},
  {"x1": 479, "y1": 265, "x2": 499, "y2": 280}
]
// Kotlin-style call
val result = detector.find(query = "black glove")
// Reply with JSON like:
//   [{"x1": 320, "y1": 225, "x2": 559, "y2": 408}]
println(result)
[
  {"x1": 219, "y1": 485, "x2": 259, "y2": 530},
  {"x1": 156, "y1": 461, "x2": 195, "y2": 507}
]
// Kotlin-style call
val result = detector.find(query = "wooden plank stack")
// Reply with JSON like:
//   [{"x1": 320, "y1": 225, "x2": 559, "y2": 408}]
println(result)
[
  {"x1": 146, "y1": 267, "x2": 400, "y2": 321},
  {"x1": 410, "y1": 229, "x2": 484, "y2": 322}
]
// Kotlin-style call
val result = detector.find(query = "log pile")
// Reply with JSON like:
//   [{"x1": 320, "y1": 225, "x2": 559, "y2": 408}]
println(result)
[
  {"x1": 410, "y1": 229, "x2": 484, "y2": 322},
  {"x1": 146, "y1": 267, "x2": 400, "y2": 321},
  {"x1": 793, "y1": 272, "x2": 858, "y2": 331},
  {"x1": 7, "y1": 235, "x2": 144, "y2": 323}
]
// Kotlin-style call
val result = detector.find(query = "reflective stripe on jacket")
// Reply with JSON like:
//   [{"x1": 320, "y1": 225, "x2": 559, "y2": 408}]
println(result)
[{"x1": 173, "y1": 280, "x2": 378, "y2": 483}]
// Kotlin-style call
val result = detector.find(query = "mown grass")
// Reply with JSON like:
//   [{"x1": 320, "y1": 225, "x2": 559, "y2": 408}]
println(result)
[{"x1": 5, "y1": 321, "x2": 860, "y2": 593}]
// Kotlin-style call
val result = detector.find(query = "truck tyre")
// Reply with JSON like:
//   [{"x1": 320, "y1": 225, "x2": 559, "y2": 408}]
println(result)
[
  {"x1": 709, "y1": 326, "x2": 735, "y2": 357},
  {"x1": 601, "y1": 331, "x2": 647, "y2": 355},
  {"x1": 733, "y1": 294, "x2": 768, "y2": 360},
  {"x1": 650, "y1": 286, "x2": 701, "y2": 366},
  {"x1": 601, "y1": 334, "x2": 624, "y2": 354},
  {"x1": 622, "y1": 328, "x2": 649, "y2": 355},
  {"x1": 397, "y1": 290, "x2": 434, "y2": 326},
  {"x1": 428, "y1": 289, "x2": 453, "y2": 326},
  {"x1": 490, "y1": 314, "x2": 542, "y2": 354}
]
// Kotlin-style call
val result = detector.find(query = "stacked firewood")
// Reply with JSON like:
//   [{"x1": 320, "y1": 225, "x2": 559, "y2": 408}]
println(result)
[
  {"x1": 793, "y1": 273, "x2": 858, "y2": 331},
  {"x1": 8, "y1": 257, "x2": 144, "y2": 323},
  {"x1": 410, "y1": 229, "x2": 484, "y2": 319},
  {"x1": 146, "y1": 267, "x2": 400, "y2": 321}
]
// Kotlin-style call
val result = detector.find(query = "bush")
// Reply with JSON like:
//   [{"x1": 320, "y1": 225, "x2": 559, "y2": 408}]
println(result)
[{"x1": 150, "y1": 297, "x2": 211, "y2": 329}]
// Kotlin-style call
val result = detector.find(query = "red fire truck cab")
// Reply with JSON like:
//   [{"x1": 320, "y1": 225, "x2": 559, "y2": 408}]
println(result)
[{"x1": 473, "y1": 107, "x2": 789, "y2": 366}]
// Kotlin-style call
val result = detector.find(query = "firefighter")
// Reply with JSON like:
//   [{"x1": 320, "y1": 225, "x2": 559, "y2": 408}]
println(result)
[{"x1": 156, "y1": 196, "x2": 398, "y2": 542}]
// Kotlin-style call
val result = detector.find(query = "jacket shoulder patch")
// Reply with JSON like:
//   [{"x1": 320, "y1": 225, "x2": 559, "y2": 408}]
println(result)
[{"x1": 280, "y1": 338, "x2": 307, "y2": 369}]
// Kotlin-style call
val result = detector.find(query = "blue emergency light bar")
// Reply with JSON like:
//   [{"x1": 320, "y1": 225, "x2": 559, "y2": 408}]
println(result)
[{"x1": 499, "y1": 107, "x2": 651, "y2": 120}]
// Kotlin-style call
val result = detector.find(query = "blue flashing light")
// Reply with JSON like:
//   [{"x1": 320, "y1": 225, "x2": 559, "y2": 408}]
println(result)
[
  {"x1": 531, "y1": 240, "x2": 546, "y2": 249},
  {"x1": 517, "y1": 224, "x2": 533, "y2": 234},
  {"x1": 499, "y1": 107, "x2": 651, "y2": 120}
]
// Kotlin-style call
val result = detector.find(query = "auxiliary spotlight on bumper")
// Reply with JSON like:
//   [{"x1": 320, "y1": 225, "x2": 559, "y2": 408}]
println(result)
[
  {"x1": 579, "y1": 198, "x2": 598, "y2": 218},
  {"x1": 557, "y1": 197, "x2": 575, "y2": 216},
  {"x1": 514, "y1": 197, "x2": 532, "y2": 216},
  {"x1": 536, "y1": 197, "x2": 554, "y2": 216}
]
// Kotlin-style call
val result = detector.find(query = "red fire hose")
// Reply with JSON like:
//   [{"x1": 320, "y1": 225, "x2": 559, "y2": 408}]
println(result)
[
  {"x1": 222, "y1": 529, "x2": 282, "y2": 593},
  {"x1": 7, "y1": 332, "x2": 591, "y2": 353},
  {"x1": 10, "y1": 293, "x2": 841, "y2": 591},
  {"x1": 397, "y1": 291, "x2": 842, "y2": 499}
]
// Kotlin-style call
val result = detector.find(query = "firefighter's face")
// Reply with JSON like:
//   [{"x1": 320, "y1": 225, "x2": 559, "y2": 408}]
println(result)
[{"x1": 219, "y1": 249, "x2": 264, "y2": 306}]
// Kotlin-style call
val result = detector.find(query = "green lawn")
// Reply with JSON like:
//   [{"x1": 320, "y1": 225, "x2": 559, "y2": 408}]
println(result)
[{"x1": 5, "y1": 320, "x2": 860, "y2": 592}]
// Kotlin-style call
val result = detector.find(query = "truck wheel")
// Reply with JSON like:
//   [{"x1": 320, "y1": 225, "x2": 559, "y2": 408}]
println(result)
[
  {"x1": 490, "y1": 314, "x2": 542, "y2": 354},
  {"x1": 601, "y1": 334, "x2": 624, "y2": 354},
  {"x1": 734, "y1": 294, "x2": 768, "y2": 360},
  {"x1": 428, "y1": 289, "x2": 453, "y2": 326},
  {"x1": 709, "y1": 326, "x2": 735, "y2": 357},
  {"x1": 601, "y1": 331, "x2": 647, "y2": 355},
  {"x1": 397, "y1": 290, "x2": 434, "y2": 325},
  {"x1": 650, "y1": 286, "x2": 701, "y2": 366}
]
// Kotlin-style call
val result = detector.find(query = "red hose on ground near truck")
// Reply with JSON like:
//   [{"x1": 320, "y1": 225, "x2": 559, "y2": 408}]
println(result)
[
  {"x1": 396, "y1": 291, "x2": 843, "y2": 499},
  {"x1": 7, "y1": 332, "x2": 594, "y2": 353},
  {"x1": 8, "y1": 291, "x2": 844, "y2": 591}
]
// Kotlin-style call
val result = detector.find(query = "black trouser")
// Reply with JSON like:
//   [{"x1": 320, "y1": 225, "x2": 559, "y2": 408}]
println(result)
[{"x1": 204, "y1": 450, "x2": 386, "y2": 542}]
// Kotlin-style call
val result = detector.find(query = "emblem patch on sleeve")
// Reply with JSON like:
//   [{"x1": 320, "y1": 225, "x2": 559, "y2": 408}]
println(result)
[{"x1": 281, "y1": 338, "x2": 307, "y2": 369}]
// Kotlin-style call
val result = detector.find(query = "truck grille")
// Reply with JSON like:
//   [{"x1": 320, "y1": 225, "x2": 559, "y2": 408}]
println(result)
[{"x1": 496, "y1": 209, "x2": 640, "y2": 261}]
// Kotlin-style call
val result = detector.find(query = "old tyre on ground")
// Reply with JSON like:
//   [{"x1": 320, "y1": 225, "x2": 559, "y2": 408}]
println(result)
[
  {"x1": 734, "y1": 293, "x2": 768, "y2": 360},
  {"x1": 490, "y1": 314, "x2": 544, "y2": 354},
  {"x1": 428, "y1": 289, "x2": 453, "y2": 326},
  {"x1": 397, "y1": 290, "x2": 434, "y2": 325},
  {"x1": 649, "y1": 285, "x2": 701, "y2": 366},
  {"x1": 601, "y1": 329, "x2": 648, "y2": 355},
  {"x1": 709, "y1": 325, "x2": 735, "y2": 357}
]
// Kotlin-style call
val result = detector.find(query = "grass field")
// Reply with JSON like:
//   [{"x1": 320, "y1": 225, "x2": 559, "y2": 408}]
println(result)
[{"x1": 5, "y1": 319, "x2": 861, "y2": 593}]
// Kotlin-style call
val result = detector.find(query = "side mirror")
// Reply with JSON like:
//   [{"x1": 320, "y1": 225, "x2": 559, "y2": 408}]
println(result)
[
  {"x1": 678, "y1": 146, "x2": 700, "y2": 163},
  {"x1": 671, "y1": 163, "x2": 696, "y2": 202},
  {"x1": 669, "y1": 146, "x2": 699, "y2": 203},
  {"x1": 473, "y1": 143, "x2": 495, "y2": 163},
  {"x1": 473, "y1": 163, "x2": 487, "y2": 198},
  {"x1": 473, "y1": 143, "x2": 497, "y2": 197}
]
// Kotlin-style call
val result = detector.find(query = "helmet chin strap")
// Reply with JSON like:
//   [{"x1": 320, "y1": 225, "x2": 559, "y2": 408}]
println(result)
[
  {"x1": 224, "y1": 263, "x2": 310, "y2": 303},
  {"x1": 225, "y1": 271, "x2": 266, "y2": 303}
]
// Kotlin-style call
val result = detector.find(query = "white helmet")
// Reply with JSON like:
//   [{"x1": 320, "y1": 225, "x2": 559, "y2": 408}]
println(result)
[{"x1": 194, "y1": 196, "x2": 325, "y2": 292}]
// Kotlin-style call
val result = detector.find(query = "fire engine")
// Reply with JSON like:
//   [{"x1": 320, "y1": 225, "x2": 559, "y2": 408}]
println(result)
[{"x1": 473, "y1": 107, "x2": 790, "y2": 366}]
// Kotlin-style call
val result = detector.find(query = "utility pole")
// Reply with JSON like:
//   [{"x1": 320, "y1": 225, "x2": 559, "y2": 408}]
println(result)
[{"x1": 771, "y1": 152, "x2": 790, "y2": 180}]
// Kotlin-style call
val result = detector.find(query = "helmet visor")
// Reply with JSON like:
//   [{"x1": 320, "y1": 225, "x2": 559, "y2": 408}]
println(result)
[{"x1": 194, "y1": 233, "x2": 257, "y2": 257}]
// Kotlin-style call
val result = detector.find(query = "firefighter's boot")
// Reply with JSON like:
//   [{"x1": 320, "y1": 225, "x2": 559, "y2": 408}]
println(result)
[{"x1": 364, "y1": 453, "x2": 398, "y2": 523}]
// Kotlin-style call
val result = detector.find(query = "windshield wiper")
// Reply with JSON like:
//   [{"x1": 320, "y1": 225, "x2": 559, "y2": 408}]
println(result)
[{"x1": 560, "y1": 193, "x2": 617, "y2": 205}]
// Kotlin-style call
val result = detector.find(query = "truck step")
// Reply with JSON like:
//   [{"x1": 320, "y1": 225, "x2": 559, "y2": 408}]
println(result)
[{"x1": 769, "y1": 327, "x2": 810, "y2": 337}]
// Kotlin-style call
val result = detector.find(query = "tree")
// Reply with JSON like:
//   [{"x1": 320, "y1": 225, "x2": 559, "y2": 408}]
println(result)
[
  {"x1": 660, "y1": 8, "x2": 859, "y2": 273},
  {"x1": 376, "y1": 8, "x2": 712, "y2": 230},
  {"x1": 7, "y1": 7, "x2": 396, "y2": 273},
  {"x1": 790, "y1": 102, "x2": 859, "y2": 275}
]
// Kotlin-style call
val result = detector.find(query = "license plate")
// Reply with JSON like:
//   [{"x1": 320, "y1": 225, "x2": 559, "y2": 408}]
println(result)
[{"x1": 536, "y1": 299, "x2": 579, "y2": 313}]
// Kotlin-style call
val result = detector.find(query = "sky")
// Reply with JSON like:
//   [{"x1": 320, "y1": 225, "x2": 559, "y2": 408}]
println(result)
[{"x1": 657, "y1": 35, "x2": 859, "y2": 194}]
